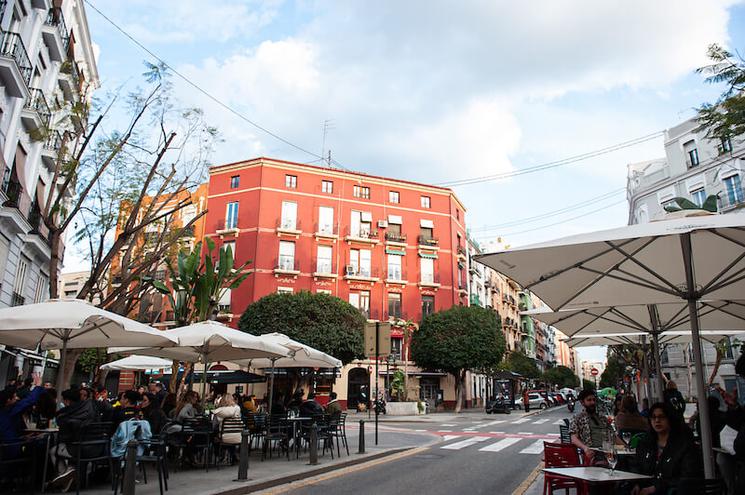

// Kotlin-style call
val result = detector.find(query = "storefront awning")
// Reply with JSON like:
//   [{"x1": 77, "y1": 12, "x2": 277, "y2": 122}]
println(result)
[
  {"x1": 386, "y1": 247, "x2": 406, "y2": 255},
  {"x1": 419, "y1": 252, "x2": 438, "y2": 259}
]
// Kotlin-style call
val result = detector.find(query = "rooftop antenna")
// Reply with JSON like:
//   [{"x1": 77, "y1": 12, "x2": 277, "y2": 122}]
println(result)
[{"x1": 321, "y1": 119, "x2": 335, "y2": 166}]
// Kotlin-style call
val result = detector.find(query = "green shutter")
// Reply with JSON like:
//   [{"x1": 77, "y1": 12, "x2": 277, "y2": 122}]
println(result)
[
  {"x1": 419, "y1": 252, "x2": 438, "y2": 259},
  {"x1": 385, "y1": 248, "x2": 406, "y2": 256}
]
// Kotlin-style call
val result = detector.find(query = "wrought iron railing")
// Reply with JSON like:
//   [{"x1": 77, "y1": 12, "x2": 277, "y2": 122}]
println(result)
[
  {"x1": 24, "y1": 88, "x2": 51, "y2": 127},
  {"x1": 418, "y1": 235, "x2": 439, "y2": 247},
  {"x1": 385, "y1": 231, "x2": 407, "y2": 243},
  {"x1": 45, "y1": 6, "x2": 70, "y2": 53},
  {"x1": 0, "y1": 31, "x2": 32, "y2": 87}
]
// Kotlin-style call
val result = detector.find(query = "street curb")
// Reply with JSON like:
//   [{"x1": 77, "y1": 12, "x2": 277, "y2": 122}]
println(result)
[{"x1": 512, "y1": 461, "x2": 544, "y2": 495}]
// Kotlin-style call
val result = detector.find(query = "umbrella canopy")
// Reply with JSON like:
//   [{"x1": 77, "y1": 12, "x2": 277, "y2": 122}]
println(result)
[
  {"x1": 0, "y1": 299, "x2": 177, "y2": 391},
  {"x1": 475, "y1": 212, "x2": 745, "y2": 478},
  {"x1": 100, "y1": 355, "x2": 174, "y2": 371},
  {"x1": 235, "y1": 333, "x2": 342, "y2": 369},
  {"x1": 562, "y1": 330, "x2": 745, "y2": 348}
]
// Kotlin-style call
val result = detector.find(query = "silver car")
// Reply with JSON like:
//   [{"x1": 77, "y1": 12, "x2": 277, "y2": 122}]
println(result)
[{"x1": 527, "y1": 392, "x2": 548, "y2": 409}]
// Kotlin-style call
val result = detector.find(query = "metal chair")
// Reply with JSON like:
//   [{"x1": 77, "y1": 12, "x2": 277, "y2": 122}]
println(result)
[
  {"x1": 543, "y1": 442, "x2": 585, "y2": 495},
  {"x1": 262, "y1": 414, "x2": 290, "y2": 461},
  {"x1": 213, "y1": 417, "x2": 244, "y2": 469},
  {"x1": 559, "y1": 424, "x2": 571, "y2": 444},
  {"x1": 0, "y1": 439, "x2": 38, "y2": 493},
  {"x1": 69, "y1": 428, "x2": 114, "y2": 495},
  {"x1": 181, "y1": 417, "x2": 213, "y2": 471}
]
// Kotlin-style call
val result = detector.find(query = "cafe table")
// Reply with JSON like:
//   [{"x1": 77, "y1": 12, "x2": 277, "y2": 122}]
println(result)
[
  {"x1": 543, "y1": 467, "x2": 652, "y2": 492},
  {"x1": 285, "y1": 417, "x2": 311, "y2": 457}
]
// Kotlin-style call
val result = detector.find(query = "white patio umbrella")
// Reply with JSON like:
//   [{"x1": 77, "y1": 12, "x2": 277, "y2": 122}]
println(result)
[
  {"x1": 562, "y1": 330, "x2": 745, "y2": 347},
  {"x1": 100, "y1": 355, "x2": 174, "y2": 371},
  {"x1": 524, "y1": 300, "x2": 745, "y2": 397},
  {"x1": 110, "y1": 321, "x2": 288, "y2": 400},
  {"x1": 0, "y1": 299, "x2": 178, "y2": 392},
  {"x1": 475, "y1": 212, "x2": 745, "y2": 478},
  {"x1": 233, "y1": 333, "x2": 342, "y2": 413}
]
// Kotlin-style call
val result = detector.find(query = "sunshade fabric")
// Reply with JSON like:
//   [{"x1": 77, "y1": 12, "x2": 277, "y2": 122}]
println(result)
[
  {"x1": 420, "y1": 219, "x2": 434, "y2": 228},
  {"x1": 235, "y1": 332, "x2": 342, "y2": 369},
  {"x1": 0, "y1": 299, "x2": 177, "y2": 350},
  {"x1": 387, "y1": 214, "x2": 402, "y2": 224},
  {"x1": 562, "y1": 331, "x2": 745, "y2": 348},
  {"x1": 523, "y1": 300, "x2": 745, "y2": 338},
  {"x1": 101, "y1": 355, "x2": 174, "y2": 371},
  {"x1": 419, "y1": 252, "x2": 438, "y2": 259},
  {"x1": 386, "y1": 248, "x2": 406, "y2": 255},
  {"x1": 475, "y1": 212, "x2": 745, "y2": 310}
]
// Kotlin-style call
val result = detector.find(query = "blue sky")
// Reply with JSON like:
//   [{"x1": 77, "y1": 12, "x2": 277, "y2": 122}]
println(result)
[{"x1": 76, "y1": 1, "x2": 745, "y2": 362}]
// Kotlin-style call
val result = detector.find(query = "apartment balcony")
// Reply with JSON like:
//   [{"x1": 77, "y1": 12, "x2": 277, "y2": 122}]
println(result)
[
  {"x1": 343, "y1": 265, "x2": 380, "y2": 282},
  {"x1": 25, "y1": 201, "x2": 51, "y2": 258},
  {"x1": 314, "y1": 222, "x2": 338, "y2": 240},
  {"x1": 42, "y1": 6, "x2": 69, "y2": 62},
  {"x1": 384, "y1": 268, "x2": 407, "y2": 286},
  {"x1": 345, "y1": 227, "x2": 380, "y2": 244},
  {"x1": 215, "y1": 218, "x2": 239, "y2": 237},
  {"x1": 21, "y1": 88, "x2": 52, "y2": 131},
  {"x1": 456, "y1": 244, "x2": 467, "y2": 259},
  {"x1": 313, "y1": 261, "x2": 337, "y2": 279},
  {"x1": 276, "y1": 217, "x2": 302, "y2": 236},
  {"x1": 417, "y1": 235, "x2": 439, "y2": 249},
  {"x1": 518, "y1": 301, "x2": 527, "y2": 312},
  {"x1": 469, "y1": 293, "x2": 481, "y2": 306},
  {"x1": 418, "y1": 273, "x2": 441, "y2": 289},
  {"x1": 215, "y1": 307, "x2": 234, "y2": 322},
  {"x1": 384, "y1": 231, "x2": 407, "y2": 245},
  {"x1": 359, "y1": 308, "x2": 380, "y2": 321},
  {"x1": 11, "y1": 292, "x2": 25, "y2": 307},
  {"x1": 718, "y1": 188, "x2": 745, "y2": 212},
  {"x1": 59, "y1": 59, "x2": 82, "y2": 101},
  {"x1": 274, "y1": 257, "x2": 301, "y2": 277},
  {"x1": 0, "y1": 31, "x2": 32, "y2": 97},
  {"x1": 41, "y1": 130, "x2": 65, "y2": 169}
]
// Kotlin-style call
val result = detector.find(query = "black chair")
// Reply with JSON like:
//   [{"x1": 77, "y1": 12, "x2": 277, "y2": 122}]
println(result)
[
  {"x1": 180, "y1": 417, "x2": 213, "y2": 471},
  {"x1": 246, "y1": 413, "x2": 267, "y2": 452},
  {"x1": 559, "y1": 424, "x2": 571, "y2": 444},
  {"x1": 212, "y1": 417, "x2": 244, "y2": 469},
  {"x1": 0, "y1": 439, "x2": 38, "y2": 493},
  {"x1": 68, "y1": 428, "x2": 114, "y2": 495},
  {"x1": 298, "y1": 415, "x2": 334, "y2": 459},
  {"x1": 263, "y1": 414, "x2": 290, "y2": 461},
  {"x1": 676, "y1": 478, "x2": 725, "y2": 495}
]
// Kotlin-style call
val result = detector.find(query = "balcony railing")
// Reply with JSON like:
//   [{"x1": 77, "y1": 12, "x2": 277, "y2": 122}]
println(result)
[
  {"x1": 1, "y1": 176, "x2": 22, "y2": 208},
  {"x1": 314, "y1": 260, "x2": 336, "y2": 275},
  {"x1": 44, "y1": 130, "x2": 64, "y2": 153},
  {"x1": 417, "y1": 235, "x2": 439, "y2": 247},
  {"x1": 385, "y1": 231, "x2": 407, "y2": 243},
  {"x1": 457, "y1": 245, "x2": 467, "y2": 257},
  {"x1": 386, "y1": 267, "x2": 406, "y2": 282},
  {"x1": 45, "y1": 6, "x2": 70, "y2": 52},
  {"x1": 343, "y1": 265, "x2": 379, "y2": 278},
  {"x1": 346, "y1": 227, "x2": 379, "y2": 241},
  {"x1": 718, "y1": 188, "x2": 745, "y2": 211},
  {"x1": 11, "y1": 292, "x2": 25, "y2": 307},
  {"x1": 274, "y1": 257, "x2": 300, "y2": 272},
  {"x1": 419, "y1": 273, "x2": 440, "y2": 285},
  {"x1": 314, "y1": 222, "x2": 338, "y2": 236},
  {"x1": 0, "y1": 31, "x2": 32, "y2": 88},
  {"x1": 276, "y1": 217, "x2": 301, "y2": 231},
  {"x1": 24, "y1": 88, "x2": 52, "y2": 128}
]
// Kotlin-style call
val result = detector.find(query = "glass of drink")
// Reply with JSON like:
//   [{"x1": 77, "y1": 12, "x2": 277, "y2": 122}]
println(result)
[{"x1": 606, "y1": 448, "x2": 618, "y2": 476}]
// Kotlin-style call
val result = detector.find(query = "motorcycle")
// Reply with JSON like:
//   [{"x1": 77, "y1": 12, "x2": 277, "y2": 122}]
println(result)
[
  {"x1": 567, "y1": 397, "x2": 576, "y2": 413},
  {"x1": 373, "y1": 396, "x2": 387, "y2": 415}
]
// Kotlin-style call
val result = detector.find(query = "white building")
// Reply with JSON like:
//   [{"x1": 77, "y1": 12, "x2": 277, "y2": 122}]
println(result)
[
  {"x1": 0, "y1": 0, "x2": 98, "y2": 310},
  {"x1": 626, "y1": 116, "x2": 742, "y2": 398}
]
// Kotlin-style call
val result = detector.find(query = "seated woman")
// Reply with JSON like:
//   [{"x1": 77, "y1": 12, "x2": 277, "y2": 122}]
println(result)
[
  {"x1": 630, "y1": 402, "x2": 703, "y2": 495},
  {"x1": 615, "y1": 396, "x2": 649, "y2": 436}
]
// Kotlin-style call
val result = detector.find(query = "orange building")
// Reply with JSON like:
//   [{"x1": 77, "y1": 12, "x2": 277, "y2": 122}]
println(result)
[{"x1": 205, "y1": 157, "x2": 468, "y2": 408}]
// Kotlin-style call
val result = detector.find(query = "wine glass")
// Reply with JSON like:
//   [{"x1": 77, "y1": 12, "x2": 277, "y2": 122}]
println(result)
[
  {"x1": 621, "y1": 431, "x2": 632, "y2": 447},
  {"x1": 606, "y1": 448, "x2": 618, "y2": 476}
]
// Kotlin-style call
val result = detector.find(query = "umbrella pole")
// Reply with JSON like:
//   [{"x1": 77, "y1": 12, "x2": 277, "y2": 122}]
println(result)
[
  {"x1": 651, "y1": 332, "x2": 664, "y2": 402},
  {"x1": 267, "y1": 358, "x2": 277, "y2": 414},
  {"x1": 201, "y1": 358, "x2": 208, "y2": 406},
  {"x1": 681, "y1": 233, "x2": 715, "y2": 479},
  {"x1": 55, "y1": 336, "x2": 68, "y2": 394}
]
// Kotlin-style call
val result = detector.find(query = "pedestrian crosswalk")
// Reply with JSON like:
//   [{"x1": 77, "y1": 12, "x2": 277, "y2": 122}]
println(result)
[
  {"x1": 440, "y1": 435, "x2": 552, "y2": 455},
  {"x1": 478, "y1": 437, "x2": 521, "y2": 452},
  {"x1": 519, "y1": 440, "x2": 546, "y2": 454},
  {"x1": 441, "y1": 436, "x2": 490, "y2": 450}
]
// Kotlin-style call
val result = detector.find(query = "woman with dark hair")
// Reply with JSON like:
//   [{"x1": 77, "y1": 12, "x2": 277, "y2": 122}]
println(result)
[
  {"x1": 630, "y1": 402, "x2": 702, "y2": 495},
  {"x1": 161, "y1": 392, "x2": 177, "y2": 418},
  {"x1": 140, "y1": 393, "x2": 167, "y2": 436}
]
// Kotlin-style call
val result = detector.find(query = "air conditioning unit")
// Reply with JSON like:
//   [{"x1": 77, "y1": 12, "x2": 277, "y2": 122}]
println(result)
[
  {"x1": 377, "y1": 220, "x2": 388, "y2": 228},
  {"x1": 345, "y1": 265, "x2": 356, "y2": 276}
]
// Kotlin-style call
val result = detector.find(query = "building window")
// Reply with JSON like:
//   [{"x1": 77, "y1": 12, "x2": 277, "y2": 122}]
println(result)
[
  {"x1": 278, "y1": 240, "x2": 296, "y2": 271},
  {"x1": 456, "y1": 209, "x2": 459, "y2": 221},
  {"x1": 391, "y1": 337, "x2": 402, "y2": 360},
  {"x1": 688, "y1": 148, "x2": 700, "y2": 167},
  {"x1": 421, "y1": 295, "x2": 435, "y2": 317},
  {"x1": 317, "y1": 289, "x2": 332, "y2": 295},
  {"x1": 318, "y1": 206, "x2": 334, "y2": 234},
  {"x1": 350, "y1": 210, "x2": 372, "y2": 237},
  {"x1": 691, "y1": 188, "x2": 706, "y2": 207},
  {"x1": 724, "y1": 174, "x2": 744, "y2": 205},
  {"x1": 277, "y1": 287, "x2": 294, "y2": 294},
  {"x1": 420, "y1": 226, "x2": 433, "y2": 240},
  {"x1": 387, "y1": 254, "x2": 402, "y2": 280},
  {"x1": 285, "y1": 175, "x2": 297, "y2": 189},
  {"x1": 225, "y1": 202, "x2": 239, "y2": 229},
  {"x1": 421, "y1": 196, "x2": 431, "y2": 208},
  {"x1": 389, "y1": 191, "x2": 400, "y2": 203},
  {"x1": 720, "y1": 137, "x2": 733, "y2": 154},
  {"x1": 280, "y1": 201, "x2": 298, "y2": 230},
  {"x1": 348, "y1": 248, "x2": 372, "y2": 277},
  {"x1": 349, "y1": 290, "x2": 371, "y2": 317},
  {"x1": 218, "y1": 288, "x2": 231, "y2": 312},
  {"x1": 230, "y1": 175, "x2": 240, "y2": 188},
  {"x1": 35, "y1": 273, "x2": 48, "y2": 303},
  {"x1": 388, "y1": 292, "x2": 402, "y2": 319},
  {"x1": 12, "y1": 258, "x2": 28, "y2": 306},
  {"x1": 353, "y1": 185, "x2": 370, "y2": 199},
  {"x1": 420, "y1": 257, "x2": 434, "y2": 283},
  {"x1": 322, "y1": 180, "x2": 333, "y2": 193},
  {"x1": 316, "y1": 245, "x2": 333, "y2": 274}
]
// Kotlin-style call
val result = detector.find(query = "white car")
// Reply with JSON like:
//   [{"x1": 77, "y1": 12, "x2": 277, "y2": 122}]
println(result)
[{"x1": 527, "y1": 392, "x2": 549, "y2": 409}]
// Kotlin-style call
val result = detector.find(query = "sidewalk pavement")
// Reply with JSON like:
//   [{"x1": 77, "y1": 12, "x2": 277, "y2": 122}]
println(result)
[{"x1": 85, "y1": 425, "x2": 439, "y2": 495}]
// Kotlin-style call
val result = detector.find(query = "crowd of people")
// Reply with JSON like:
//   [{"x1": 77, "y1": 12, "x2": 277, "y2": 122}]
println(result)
[{"x1": 567, "y1": 351, "x2": 745, "y2": 494}]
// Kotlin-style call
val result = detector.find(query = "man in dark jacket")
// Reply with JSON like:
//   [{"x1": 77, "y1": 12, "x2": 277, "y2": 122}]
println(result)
[
  {"x1": 111, "y1": 390, "x2": 141, "y2": 430},
  {"x1": 298, "y1": 392, "x2": 324, "y2": 418},
  {"x1": 56, "y1": 388, "x2": 97, "y2": 445},
  {"x1": 0, "y1": 374, "x2": 43, "y2": 445}
]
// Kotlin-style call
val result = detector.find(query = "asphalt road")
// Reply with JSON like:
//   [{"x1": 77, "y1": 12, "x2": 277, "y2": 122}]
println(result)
[{"x1": 284, "y1": 405, "x2": 574, "y2": 495}]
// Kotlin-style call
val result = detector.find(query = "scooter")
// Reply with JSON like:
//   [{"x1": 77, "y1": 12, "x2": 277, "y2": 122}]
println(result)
[
  {"x1": 567, "y1": 397, "x2": 576, "y2": 413},
  {"x1": 373, "y1": 397, "x2": 387, "y2": 415}
]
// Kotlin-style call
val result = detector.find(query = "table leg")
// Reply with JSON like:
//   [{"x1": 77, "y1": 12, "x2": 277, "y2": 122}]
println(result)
[{"x1": 41, "y1": 434, "x2": 51, "y2": 493}]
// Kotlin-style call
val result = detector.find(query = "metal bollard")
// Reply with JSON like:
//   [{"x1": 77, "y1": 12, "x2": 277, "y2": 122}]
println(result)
[
  {"x1": 357, "y1": 420, "x2": 365, "y2": 454},
  {"x1": 308, "y1": 423, "x2": 319, "y2": 465},
  {"x1": 122, "y1": 440, "x2": 137, "y2": 495},
  {"x1": 235, "y1": 429, "x2": 250, "y2": 481}
]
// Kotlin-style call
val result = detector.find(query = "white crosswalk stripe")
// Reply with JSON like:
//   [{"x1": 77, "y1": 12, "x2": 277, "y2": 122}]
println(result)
[
  {"x1": 519, "y1": 439, "x2": 546, "y2": 454},
  {"x1": 441, "y1": 436, "x2": 490, "y2": 450},
  {"x1": 443, "y1": 435, "x2": 459, "y2": 441},
  {"x1": 479, "y1": 437, "x2": 522, "y2": 452},
  {"x1": 511, "y1": 418, "x2": 531, "y2": 424},
  {"x1": 533, "y1": 419, "x2": 549, "y2": 424},
  {"x1": 482, "y1": 420, "x2": 505, "y2": 427}
]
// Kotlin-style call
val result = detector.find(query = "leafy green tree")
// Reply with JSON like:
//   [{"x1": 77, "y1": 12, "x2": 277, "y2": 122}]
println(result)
[
  {"x1": 695, "y1": 44, "x2": 745, "y2": 140},
  {"x1": 504, "y1": 350, "x2": 540, "y2": 379},
  {"x1": 600, "y1": 354, "x2": 625, "y2": 389},
  {"x1": 542, "y1": 365, "x2": 580, "y2": 388},
  {"x1": 582, "y1": 379, "x2": 597, "y2": 391},
  {"x1": 239, "y1": 291, "x2": 366, "y2": 365},
  {"x1": 410, "y1": 306, "x2": 505, "y2": 412}
]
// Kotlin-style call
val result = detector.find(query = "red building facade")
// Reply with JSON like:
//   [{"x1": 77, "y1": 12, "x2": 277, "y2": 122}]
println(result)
[{"x1": 204, "y1": 157, "x2": 468, "y2": 408}]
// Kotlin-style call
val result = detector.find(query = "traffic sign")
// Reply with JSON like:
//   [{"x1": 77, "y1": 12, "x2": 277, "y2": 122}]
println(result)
[
  {"x1": 364, "y1": 322, "x2": 391, "y2": 357},
  {"x1": 590, "y1": 368, "x2": 599, "y2": 376}
]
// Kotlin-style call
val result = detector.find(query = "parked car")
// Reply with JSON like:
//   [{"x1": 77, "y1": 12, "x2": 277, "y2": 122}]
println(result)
[
  {"x1": 527, "y1": 392, "x2": 549, "y2": 410},
  {"x1": 485, "y1": 396, "x2": 512, "y2": 414},
  {"x1": 551, "y1": 393, "x2": 565, "y2": 405}
]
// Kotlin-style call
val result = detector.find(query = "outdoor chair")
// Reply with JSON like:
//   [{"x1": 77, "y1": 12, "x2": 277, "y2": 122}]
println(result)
[
  {"x1": 559, "y1": 424, "x2": 571, "y2": 444},
  {"x1": 543, "y1": 442, "x2": 585, "y2": 495},
  {"x1": 247, "y1": 413, "x2": 267, "y2": 452},
  {"x1": 262, "y1": 415, "x2": 290, "y2": 461},
  {"x1": 180, "y1": 417, "x2": 213, "y2": 471},
  {"x1": 676, "y1": 478, "x2": 725, "y2": 495},
  {"x1": 112, "y1": 438, "x2": 168, "y2": 495},
  {"x1": 0, "y1": 439, "x2": 38, "y2": 493},
  {"x1": 213, "y1": 417, "x2": 245, "y2": 469},
  {"x1": 69, "y1": 426, "x2": 114, "y2": 495},
  {"x1": 297, "y1": 415, "x2": 334, "y2": 459},
  {"x1": 330, "y1": 413, "x2": 350, "y2": 456}
]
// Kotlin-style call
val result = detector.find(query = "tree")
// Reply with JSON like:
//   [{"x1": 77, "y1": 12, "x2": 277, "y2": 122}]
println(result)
[
  {"x1": 504, "y1": 350, "x2": 540, "y2": 380},
  {"x1": 542, "y1": 365, "x2": 580, "y2": 389},
  {"x1": 239, "y1": 292, "x2": 366, "y2": 364},
  {"x1": 600, "y1": 353, "x2": 625, "y2": 389},
  {"x1": 695, "y1": 44, "x2": 745, "y2": 140},
  {"x1": 582, "y1": 379, "x2": 597, "y2": 391},
  {"x1": 410, "y1": 306, "x2": 505, "y2": 413}
]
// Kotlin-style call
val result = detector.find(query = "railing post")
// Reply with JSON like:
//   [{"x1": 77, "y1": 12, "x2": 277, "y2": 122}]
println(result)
[
  {"x1": 234, "y1": 429, "x2": 250, "y2": 481},
  {"x1": 308, "y1": 423, "x2": 319, "y2": 465},
  {"x1": 122, "y1": 439, "x2": 137, "y2": 495},
  {"x1": 357, "y1": 420, "x2": 365, "y2": 454}
]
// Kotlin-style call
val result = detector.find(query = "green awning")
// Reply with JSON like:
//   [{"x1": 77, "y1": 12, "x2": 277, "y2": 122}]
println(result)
[
  {"x1": 419, "y1": 252, "x2": 438, "y2": 259},
  {"x1": 386, "y1": 248, "x2": 406, "y2": 255}
]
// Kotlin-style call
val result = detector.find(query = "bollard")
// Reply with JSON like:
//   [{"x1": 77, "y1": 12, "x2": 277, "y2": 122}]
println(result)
[
  {"x1": 122, "y1": 439, "x2": 137, "y2": 495},
  {"x1": 357, "y1": 420, "x2": 366, "y2": 454},
  {"x1": 308, "y1": 423, "x2": 319, "y2": 465},
  {"x1": 234, "y1": 429, "x2": 250, "y2": 481}
]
